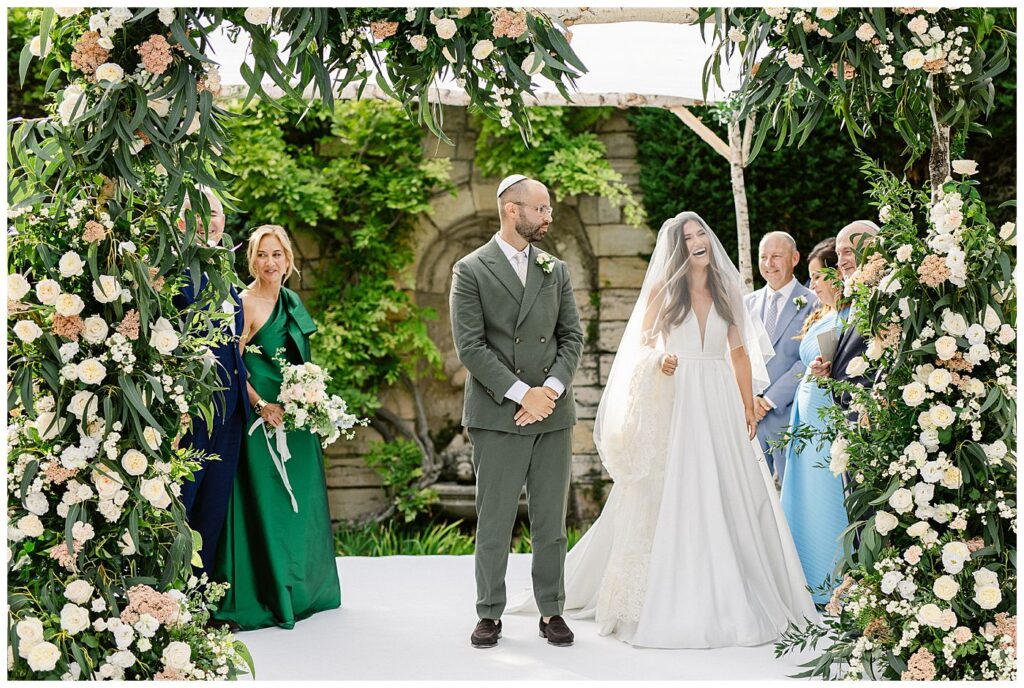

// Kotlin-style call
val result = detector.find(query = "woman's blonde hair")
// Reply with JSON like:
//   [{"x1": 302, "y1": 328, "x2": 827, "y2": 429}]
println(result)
[{"x1": 247, "y1": 224, "x2": 299, "y2": 284}]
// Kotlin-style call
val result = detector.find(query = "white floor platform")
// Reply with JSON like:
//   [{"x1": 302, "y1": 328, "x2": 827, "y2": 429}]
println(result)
[{"x1": 235, "y1": 554, "x2": 820, "y2": 681}]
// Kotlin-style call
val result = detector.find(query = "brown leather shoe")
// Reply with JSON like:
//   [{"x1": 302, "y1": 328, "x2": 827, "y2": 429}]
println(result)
[
  {"x1": 539, "y1": 615, "x2": 574, "y2": 646},
  {"x1": 471, "y1": 618, "x2": 502, "y2": 648}
]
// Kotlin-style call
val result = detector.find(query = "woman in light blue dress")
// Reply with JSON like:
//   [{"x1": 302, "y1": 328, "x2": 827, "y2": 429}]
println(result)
[{"x1": 780, "y1": 239, "x2": 848, "y2": 604}]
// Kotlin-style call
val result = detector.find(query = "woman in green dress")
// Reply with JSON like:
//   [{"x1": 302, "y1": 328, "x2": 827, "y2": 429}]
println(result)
[{"x1": 212, "y1": 224, "x2": 341, "y2": 630}]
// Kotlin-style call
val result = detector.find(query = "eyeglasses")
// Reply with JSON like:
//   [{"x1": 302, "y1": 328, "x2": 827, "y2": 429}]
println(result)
[{"x1": 512, "y1": 202, "x2": 553, "y2": 216}]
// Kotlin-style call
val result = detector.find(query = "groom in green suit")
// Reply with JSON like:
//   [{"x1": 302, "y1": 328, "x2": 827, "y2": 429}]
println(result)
[{"x1": 450, "y1": 175, "x2": 584, "y2": 649}]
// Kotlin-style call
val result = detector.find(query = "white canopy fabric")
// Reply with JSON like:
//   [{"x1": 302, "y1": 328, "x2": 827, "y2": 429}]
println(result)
[{"x1": 211, "y1": 21, "x2": 746, "y2": 106}]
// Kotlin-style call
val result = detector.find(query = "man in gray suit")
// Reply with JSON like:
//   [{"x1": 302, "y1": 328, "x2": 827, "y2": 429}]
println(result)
[
  {"x1": 744, "y1": 231, "x2": 818, "y2": 485},
  {"x1": 450, "y1": 175, "x2": 584, "y2": 649}
]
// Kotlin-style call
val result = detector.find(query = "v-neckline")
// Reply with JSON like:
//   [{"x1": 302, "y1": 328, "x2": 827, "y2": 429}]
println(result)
[{"x1": 692, "y1": 300, "x2": 715, "y2": 352}]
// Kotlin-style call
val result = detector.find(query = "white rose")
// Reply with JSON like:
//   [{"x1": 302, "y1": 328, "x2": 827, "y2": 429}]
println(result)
[
  {"x1": 974, "y1": 585, "x2": 1002, "y2": 610},
  {"x1": 60, "y1": 603, "x2": 90, "y2": 635},
  {"x1": 905, "y1": 442, "x2": 928, "y2": 465},
  {"x1": 68, "y1": 390, "x2": 98, "y2": 419},
  {"x1": 965, "y1": 343, "x2": 990, "y2": 365},
  {"x1": 941, "y1": 310, "x2": 968, "y2": 336},
  {"x1": 149, "y1": 323, "x2": 180, "y2": 355},
  {"x1": 973, "y1": 568, "x2": 999, "y2": 588},
  {"x1": 965, "y1": 377, "x2": 985, "y2": 396},
  {"x1": 24, "y1": 491, "x2": 49, "y2": 516},
  {"x1": 33, "y1": 412, "x2": 65, "y2": 441},
  {"x1": 926, "y1": 368, "x2": 952, "y2": 392},
  {"x1": 920, "y1": 460, "x2": 944, "y2": 483},
  {"x1": 985, "y1": 440, "x2": 1008, "y2": 461},
  {"x1": 94, "y1": 62, "x2": 124, "y2": 85},
  {"x1": 999, "y1": 221, "x2": 1016, "y2": 244},
  {"x1": 34, "y1": 278, "x2": 61, "y2": 305},
  {"x1": 54, "y1": 293, "x2": 85, "y2": 317},
  {"x1": 58, "y1": 85, "x2": 87, "y2": 126},
  {"x1": 828, "y1": 437, "x2": 849, "y2": 476},
  {"x1": 845, "y1": 356, "x2": 869, "y2": 378},
  {"x1": 902, "y1": 49, "x2": 926, "y2": 70},
  {"x1": 895, "y1": 244, "x2": 913, "y2": 262},
  {"x1": 785, "y1": 52, "x2": 805, "y2": 69},
  {"x1": 865, "y1": 338, "x2": 884, "y2": 360},
  {"x1": 912, "y1": 481, "x2": 934, "y2": 505},
  {"x1": 888, "y1": 488, "x2": 914, "y2": 514},
  {"x1": 906, "y1": 520, "x2": 931, "y2": 538},
  {"x1": 81, "y1": 315, "x2": 109, "y2": 344},
  {"x1": 27, "y1": 641, "x2": 60, "y2": 672},
  {"x1": 143, "y1": 426, "x2": 162, "y2": 451},
  {"x1": 934, "y1": 336, "x2": 957, "y2": 360},
  {"x1": 856, "y1": 22, "x2": 875, "y2": 41},
  {"x1": 134, "y1": 613, "x2": 161, "y2": 638},
  {"x1": 434, "y1": 17, "x2": 458, "y2": 40},
  {"x1": 13, "y1": 320, "x2": 43, "y2": 343},
  {"x1": 92, "y1": 275, "x2": 122, "y2": 303},
  {"x1": 728, "y1": 27, "x2": 746, "y2": 42},
  {"x1": 901, "y1": 381, "x2": 927, "y2": 407},
  {"x1": 16, "y1": 617, "x2": 44, "y2": 645},
  {"x1": 874, "y1": 510, "x2": 899, "y2": 536},
  {"x1": 965, "y1": 323, "x2": 986, "y2": 346},
  {"x1": 121, "y1": 449, "x2": 148, "y2": 476},
  {"x1": 908, "y1": 16, "x2": 930, "y2": 34},
  {"x1": 109, "y1": 650, "x2": 136, "y2": 669},
  {"x1": 996, "y1": 324, "x2": 1015, "y2": 345},
  {"x1": 951, "y1": 159, "x2": 978, "y2": 176},
  {"x1": 939, "y1": 465, "x2": 963, "y2": 489},
  {"x1": 243, "y1": 7, "x2": 273, "y2": 26},
  {"x1": 982, "y1": 305, "x2": 1001, "y2": 332},
  {"x1": 471, "y1": 40, "x2": 494, "y2": 60},
  {"x1": 162, "y1": 641, "x2": 192, "y2": 671},
  {"x1": 941, "y1": 541, "x2": 970, "y2": 574},
  {"x1": 71, "y1": 521, "x2": 94, "y2": 542},
  {"x1": 148, "y1": 97, "x2": 171, "y2": 117},
  {"x1": 77, "y1": 358, "x2": 107, "y2": 385},
  {"x1": 9, "y1": 273, "x2": 31, "y2": 300},
  {"x1": 55, "y1": 8, "x2": 85, "y2": 18},
  {"x1": 140, "y1": 478, "x2": 171, "y2": 509},
  {"x1": 522, "y1": 52, "x2": 544, "y2": 75},
  {"x1": 409, "y1": 34, "x2": 428, "y2": 52},
  {"x1": 816, "y1": 7, "x2": 839, "y2": 21},
  {"x1": 880, "y1": 570, "x2": 904, "y2": 595},
  {"x1": 933, "y1": 575, "x2": 959, "y2": 601},
  {"x1": 917, "y1": 603, "x2": 943, "y2": 627},
  {"x1": 938, "y1": 609, "x2": 958, "y2": 631},
  {"x1": 158, "y1": 7, "x2": 175, "y2": 25},
  {"x1": 17, "y1": 514, "x2": 44, "y2": 537},
  {"x1": 64, "y1": 579, "x2": 94, "y2": 605}
]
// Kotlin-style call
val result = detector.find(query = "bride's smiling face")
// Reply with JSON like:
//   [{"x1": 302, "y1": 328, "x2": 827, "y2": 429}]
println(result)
[{"x1": 682, "y1": 220, "x2": 711, "y2": 267}]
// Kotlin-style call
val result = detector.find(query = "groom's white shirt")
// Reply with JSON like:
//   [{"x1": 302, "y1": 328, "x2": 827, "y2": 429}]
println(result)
[{"x1": 494, "y1": 232, "x2": 566, "y2": 404}]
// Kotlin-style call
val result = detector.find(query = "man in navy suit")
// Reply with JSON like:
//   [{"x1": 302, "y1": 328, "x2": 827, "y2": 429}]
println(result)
[
  {"x1": 745, "y1": 231, "x2": 818, "y2": 485},
  {"x1": 808, "y1": 220, "x2": 880, "y2": 409},
  {"x1": 173, "y1": 190, "x2": 249, "y2": 576}
]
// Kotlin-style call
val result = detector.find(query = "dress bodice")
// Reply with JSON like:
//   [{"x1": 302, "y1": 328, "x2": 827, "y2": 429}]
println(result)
[{"x1": 663, "y1": 302, "x2": 730, "y2": 357}]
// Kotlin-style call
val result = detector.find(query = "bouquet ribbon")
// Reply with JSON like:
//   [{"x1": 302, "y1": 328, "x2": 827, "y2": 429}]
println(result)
[{"x1": 249, "y1": 418, "x2": 298, "y2": 513}]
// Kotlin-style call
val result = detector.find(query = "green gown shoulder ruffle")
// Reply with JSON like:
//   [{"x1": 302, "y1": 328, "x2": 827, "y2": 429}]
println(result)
[{"x1": 212, "y1": 287, "x2": 341, "y2": 630}]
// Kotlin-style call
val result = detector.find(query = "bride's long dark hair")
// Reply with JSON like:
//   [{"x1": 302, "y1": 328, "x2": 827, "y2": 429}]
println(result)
[{"x1": 657, "y1": 213, "x2": 736, "y2": 335}]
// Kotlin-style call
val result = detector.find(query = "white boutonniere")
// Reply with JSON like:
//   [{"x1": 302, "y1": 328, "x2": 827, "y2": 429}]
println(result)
[
  {"x1": 793, "y1": 295, "x2": 808, "y2": 309},
  {"x1": 536, "y1": 252, "x2": 554, "y2": 274}
]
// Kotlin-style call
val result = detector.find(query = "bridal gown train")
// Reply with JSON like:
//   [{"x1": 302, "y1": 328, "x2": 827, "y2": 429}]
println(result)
[{"x1": 510, "y1": 303, "x2": 818, "y2": 648}]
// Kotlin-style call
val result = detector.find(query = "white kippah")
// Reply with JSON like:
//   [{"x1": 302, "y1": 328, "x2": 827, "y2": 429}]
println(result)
[{"x1": 496, "y1": 174, "x2": 529, "y2": 200}]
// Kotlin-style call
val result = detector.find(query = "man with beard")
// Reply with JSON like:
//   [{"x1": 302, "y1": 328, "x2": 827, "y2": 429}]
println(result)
[{"x1": 450, "y1": 175, "x2": 584, "y2": 649}]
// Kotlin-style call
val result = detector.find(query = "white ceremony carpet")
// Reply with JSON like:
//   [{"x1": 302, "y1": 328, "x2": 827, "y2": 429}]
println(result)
[{"x1": 236, "y1": 554, "x2": 820, "y2": 680}]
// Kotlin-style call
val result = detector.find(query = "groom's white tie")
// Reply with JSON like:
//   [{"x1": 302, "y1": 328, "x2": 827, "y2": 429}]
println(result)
[
  {"x1": 514, "y1": 251, "x2": 528, "y2": 286},
  {"x1": 764, "y1": 291, "x2": 782, "y2": 341}
]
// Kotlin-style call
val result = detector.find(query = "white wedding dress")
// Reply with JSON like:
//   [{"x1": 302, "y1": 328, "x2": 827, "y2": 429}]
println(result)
[{"x1": 510, "y1": 306, "x2": 818, "y2": 649}]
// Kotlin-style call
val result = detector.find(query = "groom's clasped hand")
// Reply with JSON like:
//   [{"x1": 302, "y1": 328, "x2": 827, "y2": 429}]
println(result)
[{"x1": 514, "y1": 386, "x2": 559, "y2": 426}]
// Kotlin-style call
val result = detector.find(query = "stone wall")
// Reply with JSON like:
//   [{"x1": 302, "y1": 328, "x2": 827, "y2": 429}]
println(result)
[{"x1": 291, "y1": 106, "x2": 653, "y2": 524}]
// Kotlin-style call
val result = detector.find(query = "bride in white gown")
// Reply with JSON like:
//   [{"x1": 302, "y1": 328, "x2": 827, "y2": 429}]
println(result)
[{"x1": 509, "y1": 212, "x2": 818, "y2": 648}]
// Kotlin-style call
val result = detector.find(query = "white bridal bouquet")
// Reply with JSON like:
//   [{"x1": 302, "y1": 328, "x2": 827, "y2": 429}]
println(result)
[
  {"x1": 277, "y1": 360, "x2": 364, "y2": 446},
  {"x1": 250, "y1": 357, "x2": 365, "y2": 512}
]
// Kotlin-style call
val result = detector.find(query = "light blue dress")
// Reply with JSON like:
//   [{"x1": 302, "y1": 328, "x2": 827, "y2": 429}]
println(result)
[{"x1": 780, "y1": 310, "x2": 848, "y2": 604}]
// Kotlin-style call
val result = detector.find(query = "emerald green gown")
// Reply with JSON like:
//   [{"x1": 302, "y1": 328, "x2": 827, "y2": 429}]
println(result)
[{"x1": 212, "y1": 287, "x2": 341, "y2": 630}]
